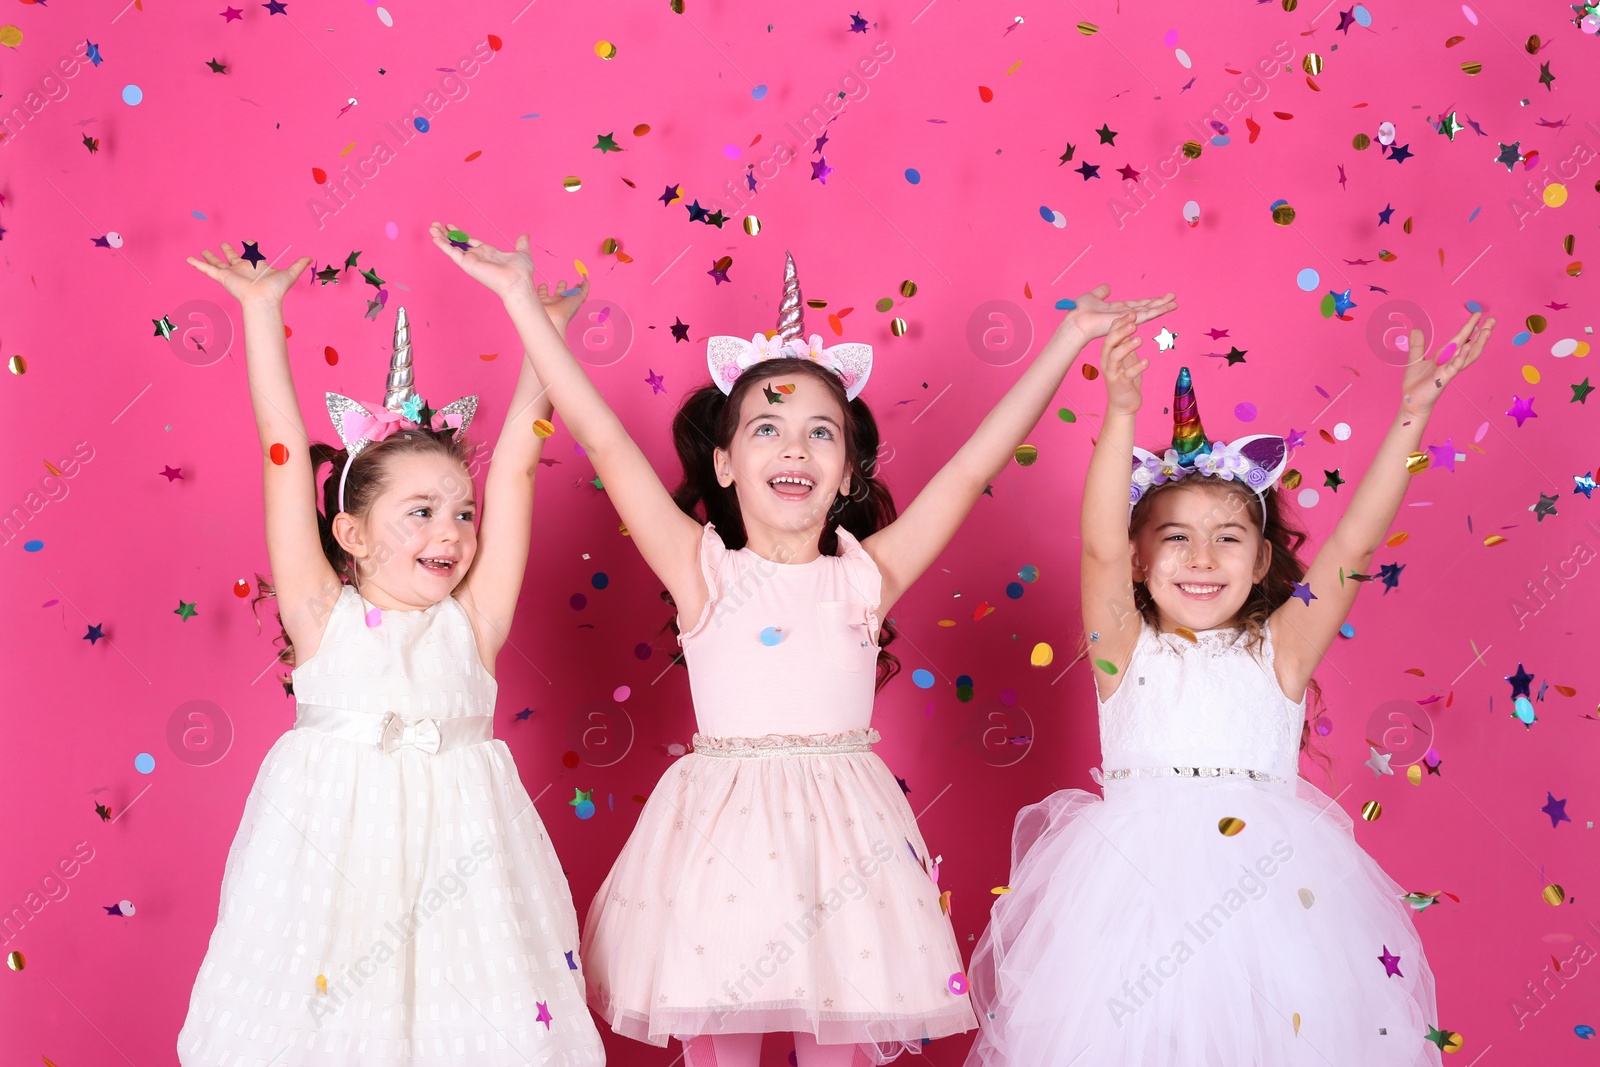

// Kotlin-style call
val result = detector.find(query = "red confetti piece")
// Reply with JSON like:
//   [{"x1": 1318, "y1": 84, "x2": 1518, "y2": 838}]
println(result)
[
  {"x1": 311, "y1": 167, "x2": 327, "y2": 184},
  {"x1": 324, "y1": 346, "x2": 338, "y2": 366},
  {"x1": 269, "y1": 443, "x2": 290, "y2": 465},
  {"x1": 978, "y1": 85, "x2": 994, "y2": 102},
  {"x1": 487, "y1": 34, "x2": 502, "y2": 50}
]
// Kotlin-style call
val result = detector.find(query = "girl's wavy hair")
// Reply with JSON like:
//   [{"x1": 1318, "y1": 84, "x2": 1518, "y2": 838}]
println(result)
[
  {"x1": 250, "y1": 429, "x2": 475, "y2": 676},
  {"x1": 661, "y1": 357, "x2": 902, "y2": 691},
  {"x1": 1127, "y1": 476, "x2": 1331, "y2": 771}
]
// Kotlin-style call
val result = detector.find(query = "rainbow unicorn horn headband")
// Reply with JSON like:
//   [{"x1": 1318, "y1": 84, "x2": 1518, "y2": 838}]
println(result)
[
  {"x1": 705, "y1": 250, "x2": 874, "y2": 401},
  {"x1": 1129, "y1": 367, "x2": 1288, "y2": 531},
  {"x1": 324, "y1": 306, "x2": 478, "y2": 513}
]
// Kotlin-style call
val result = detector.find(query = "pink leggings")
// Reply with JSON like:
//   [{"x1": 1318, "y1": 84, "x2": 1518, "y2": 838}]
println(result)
[{"x1": 684, "y1": 1032, "x2": 868, "y2": 1067}]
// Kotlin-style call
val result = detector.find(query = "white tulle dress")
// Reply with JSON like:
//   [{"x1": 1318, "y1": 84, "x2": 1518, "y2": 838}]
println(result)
[
  {"x1": 965, "y1": 620, "x2": 1443, "y2": 1067},
  {"x1": 177, "y1": 585, "x2": 605, "y2": 1067}
]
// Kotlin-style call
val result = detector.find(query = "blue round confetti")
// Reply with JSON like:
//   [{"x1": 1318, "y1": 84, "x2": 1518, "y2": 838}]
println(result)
[
  {"x1": 575, "y1": 799, "x2": 596, "y2": 820},
  {"x1": 23, "y1": 540, "x2": 43, "y2": 552},
  {"x1": 591, "y1": 572, "x2": 609, "y2": 590},
  {"x1": 134, "y1": 752, "x2": 155, "y2": 774},
  {"x1": 1005, "y1": 582, "x2": 1024, "y2": 600},
  {"x1": 414, "y1": 116, "x2": 430, "y2": 133},
  {"x1": 905, "y1": 168, "x2": 921, "y2": 184},
  {"x1": 570, "y1": 593, "x2": 587, "y2": 610},
  {"x1": 759, "y1": 626, "x2": 784, "y2": 646},
  {"x1": 912, "y1": 669, "x2": 935, "y2": 689},
  {"x1": 1054, "y1": 298, "x2": 1077, "y2": 311},
  {"x1": 191, "y1": 210, "x2": 208, "y2": 220},
  {"x1": 1018, "y1": 565, "x2": 1039, "y2": 582},
  {"x1": 1338, "y1": 622, "x2": 1355, "y2": 638},
  {"x1": 1467, "y1": 206, "x2": 1480, "y2": 222},
  {"x1": 1353, "y1": 4, "x2": 1373, "y2": 26},
  {"x1": 1512, "y1": 330, "x2": 1531, "y2": 346},
  {"x1": 1466, "y1": 300, "x2": 1484, "y2": 312},
  {"x1": 1211, "y1": 134, "x2": 1230, "y2": 147},
  {"x1": 1578, "y1": 1024, "x2": 1596, "y2": 1039},
  {"x1": 956, "y1": 674, "x2": 974, "y2": 688},
  {"x1": 122, "y1": 84, "x2": 143, "y2": 106},
  {"x1": 1038, "y1": 205, "x2": 1055, "y2": 222},
  {"x1": 752, "y1": 84, "x2": 768, "y2": 99},
  {"x1": 1295, "y1": 268, "x2": 1320, "y2": 292}
]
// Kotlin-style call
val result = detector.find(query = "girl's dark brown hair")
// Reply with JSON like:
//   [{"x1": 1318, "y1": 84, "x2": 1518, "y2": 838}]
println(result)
[
  {"x1": 1127, "y1": 477, "x2": 1331, "y2": 768},
  {"x1": 251, "y1": 429, "x2": 475, "y2": 677},
  {"x1": 665, "y1": 357, "x2": 902, "y2": 691}
]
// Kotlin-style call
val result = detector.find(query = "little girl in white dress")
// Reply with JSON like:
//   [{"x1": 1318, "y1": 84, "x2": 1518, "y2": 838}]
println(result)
[{"x1": 968, "y1": 302, "x2": 1493, "y2": 1066}]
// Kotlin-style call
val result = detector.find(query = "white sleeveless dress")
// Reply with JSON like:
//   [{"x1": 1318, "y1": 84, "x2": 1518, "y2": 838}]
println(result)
[
  {"x1": 964, "y1": 621, "x2": 1442, "y2": 1067},
  {"x1": 178, "y1": 585, "x2": 605, "y2": 1067}
]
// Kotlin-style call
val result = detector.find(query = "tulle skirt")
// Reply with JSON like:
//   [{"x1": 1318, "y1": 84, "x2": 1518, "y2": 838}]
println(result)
[
  {"x1": 965, "y1": 774, "x2": 1442, "y2": 1067},
  {"x1": 582, "y1": 729, "x2": 977, "y2": 1061},
  {"x1": 177, "y1": 726, "x2": 605, "y2": 1067}
]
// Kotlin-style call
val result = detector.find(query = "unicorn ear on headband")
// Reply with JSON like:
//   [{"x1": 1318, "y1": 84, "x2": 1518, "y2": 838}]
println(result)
[
  {"x1": 324, "y1": 306, "x2": 479, "y2": 513},
  {"x1": 705, "y1": 250, "x2": 874, "y2": 402},
  {"x1": 1128, "y1": 367, "x2": 1288, "y2": 530}
]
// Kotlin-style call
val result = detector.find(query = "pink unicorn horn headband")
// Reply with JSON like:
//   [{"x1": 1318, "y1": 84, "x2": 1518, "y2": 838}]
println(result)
[
  {"x1": 324, "y1": 306, "x2": 478, "y2": 513},
  {"x1": 705, "y1": 250, "x2": 874, "y2": 401},
  {"x1": 1129, "y1": 367, "x2": 1288, "y2": 532}
]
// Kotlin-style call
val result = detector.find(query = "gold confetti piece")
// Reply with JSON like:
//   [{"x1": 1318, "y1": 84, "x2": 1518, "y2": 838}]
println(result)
[
  {"x1": 743, "y1": 216, "x2": 761, "y2": 236},
  {"x1": 1297, "y1": 888, "x2": 1314, "y2": 908},
  {"x1": 670, "y1": 0, "x2": 684, "y2": 11},
  {"x1": 1543, "y1": 884, "x2": 1565, "y2": 906},
  {"x1": 1564, "y1": 234, "x2": 1576, "y2": 255},
  {"x1": 1014, "y1": 444, "x2": 1038, "y2": 466},
  {"x1": 1484, "y1": 535, "x2": 1508, "y2": 547},
  {"x1": 533, "y1": 419, "x2": 555, "y2": 438},
  {"x1": 6, "y1": 950, "x2": 23, "y2": 971},
  {"x1": 1076, "y1": 20, "x2": 1098, "y2": 34},
  {"x1": 890, "y1": 317, "x2": 908, "y2": 336},
  {"x1": 1385, "y1": 532, "x2": 1409, "y2": 547},
  {"x1": 1272, "y1": 203, "x2": 1295, "y2": 226},
  {"x1": 1361, "y1": 800, "x2": 1382, "y2": 821},
  {"x1": 1218, "y1": 817, "x2": 1246, "y2": 837},
  {"x1": 1181, "y1": 140, "x2": 1203, "y2": 159},
  {"x1": 594, "y1": 40, "x2": 617, "y2": 59},
  {"x1": 1173, "y1": 626, "x2": 1198, "y2": 643},
  {"x1": 1293, "y1": 1012, "x2": 1301, "y2": 1034},
  {"x1": 1005, "y1": 60, "x2": 1023, "y2": 76},
  {"x1": 1527, "y1": 314, "x2": 1548, "y2": 333},
  {"x1": 1407, "y1": 765, "x2": 1423, "y2": 785},
  {"x1": 1522, "y1": 366, "x2": 1540, "y2": 384},
  {"x1": 601, "y1": 237, "x2": 619, "y2": 254},
  {"x1": 1352, "y1": 133, "x2": 1371, "y2": 150},
  {"x1": 316, "y1": 974, "x2": 328, "y2": 994},
  {"x1": 1302, "y1": 54, "x2": 1323, "y2": 76},
  {"x1": 1406, "y1": 452, "x2": 1430, "y2": 474},
  {"x1": 562, "y1": 175, "x2": 582, "y2": 192},
  {"x1": 1029, "y1": 642, "x2": 1053, "y2": 667},
  {"x1": 574, "y1": 258, "x2": 589, "y2": 277},
  {"x1": 900, "y1": 280, "x2": 918, "y2": 298},
  {"x1": 1282, "y1": 469, "x2": 1302, "y2": 490},
  {"x1": 1461, "y1": 61, "x2": 1482, "y2": 75},
  {"x1": 991, "y1": 886, "x2": 1013, "y2": 895},
  {"x1": 1081, "y1": 364, "x2": 1100, "y2": 380},
  {"x1": 1526, "y1": 33, "x2": 1542, "y2": 53},
  {"x1": 0, "y1": 25, "x2": 22, "y2": 47},
  {"x1": 1402, "y1": 217, "x2": 1414, "y2": 234},
  {"x1": 939, "y1": 890, "x2": 952, "y2": 915},
  {"x1": 8, "y1": 355, "x2": 26, "y2": 374}
]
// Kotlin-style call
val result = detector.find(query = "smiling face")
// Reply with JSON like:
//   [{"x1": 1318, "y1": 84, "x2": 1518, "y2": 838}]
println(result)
[
  {"x1": 333, "y1": 448, "x2": 477, "y2": 609},
  {"x1": 1130, "y1": 480, "x2": 1271, "y2": 632},
  {"x1": 712, "y1": 369, "x2": 852, "y2": 555}
]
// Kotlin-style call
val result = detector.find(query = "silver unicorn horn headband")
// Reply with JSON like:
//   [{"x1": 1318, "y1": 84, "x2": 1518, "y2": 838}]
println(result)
[
  {"x1": 705, "y1": 251, "x2": 875, "y2": 401},
  {"x1": 324, "y1": 307, "x2": 479, "y2": 514}
]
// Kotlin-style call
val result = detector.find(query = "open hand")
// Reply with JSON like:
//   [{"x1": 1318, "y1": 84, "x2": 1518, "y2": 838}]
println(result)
[
  {"x1": 429, "y1": 221, "x2": 536, "y2": 302},
  {"x1": 535, "y1": 277, "x2": 590, "y2": 332},
  {"x1": 1059, "y1": 282, "x2": 1178, "y2": 344},
  {"x1": 1402, "y1": 310, "x2": 1493, "y2": 417},
  {"x1": 184, "y1": 242, "x2": 313, "y2": 306},
  {"x1": 1101, "y1": 312, "x2": 1148, "y2": 416}
]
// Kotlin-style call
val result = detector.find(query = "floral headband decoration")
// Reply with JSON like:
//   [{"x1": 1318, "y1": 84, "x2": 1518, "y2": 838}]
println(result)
[
  {"x1": 1129, "y1": 367, "x2": 1289, "y2": 531},
  {"x1": 705, "y1": 250, "x2": 874, "y2": 401},
  {"x1": 325, "y1": 306, "x2": 478, "y2": 513}
]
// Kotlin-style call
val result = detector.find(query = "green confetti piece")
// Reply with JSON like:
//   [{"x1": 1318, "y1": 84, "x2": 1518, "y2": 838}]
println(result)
[
  {"x1": 1058, "y1": 408, "x2": 1077, "y2": 423},
  {"x1": 1093, "y1": 658, "x2": 1118, "y2": 675}
]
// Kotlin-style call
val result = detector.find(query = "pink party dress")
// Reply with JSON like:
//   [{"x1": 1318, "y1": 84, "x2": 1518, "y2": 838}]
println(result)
[
  {"x1": 178, "y1": 585, "x2": 605, "y2": 1067},
  {"x1": 581, "y1": 522, "x2": 977, "y2": 1062},
  {"x1": 964, "y1": 620, "x2": 1442, "y2": 1067}
]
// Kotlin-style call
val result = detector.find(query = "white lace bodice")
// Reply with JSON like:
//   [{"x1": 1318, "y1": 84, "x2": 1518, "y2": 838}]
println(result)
[{"x1": 1096, "y1": 620, "x2": 1306, "y2": 784}]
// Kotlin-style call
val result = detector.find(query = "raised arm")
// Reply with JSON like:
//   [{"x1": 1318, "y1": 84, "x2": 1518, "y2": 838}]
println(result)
[
  {"x1": 453, "y1": 290, "x2": 580, "y2": 667},
  {"x1": 1080, "y1": 313, "x2": 1148, "y2": 699},
  {"x1": 185, "y1": 243, "x2": 341, "y2": 657},
  {"x1": 429, "y1": 224, "x2": 705, "y2": 615},
  {"x1": 1269, "y1": 310, "x2": 1493, "y2": 701},
  {"x1": 862, "y1": 285, "x2": 1176, "y2": 617}
]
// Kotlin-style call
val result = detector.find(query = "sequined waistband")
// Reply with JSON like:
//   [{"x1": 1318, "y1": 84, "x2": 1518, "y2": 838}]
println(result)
[
  {"x1": 692, "y1": 728, "x2": 880, "y2": 758},
  {"x1": 1096, "y1": 765, "x2": 1287, "y2": 785}
]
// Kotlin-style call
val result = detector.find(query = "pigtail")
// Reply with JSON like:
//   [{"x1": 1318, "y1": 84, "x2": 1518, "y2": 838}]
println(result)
[{"x1": 670, "y1": 384, "x2": 745, "y2": 543}]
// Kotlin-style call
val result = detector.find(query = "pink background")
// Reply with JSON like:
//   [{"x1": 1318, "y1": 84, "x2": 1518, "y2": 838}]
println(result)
[{"x1": 3, "y1": 0, "x2": 1598, "y2": 1063}]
